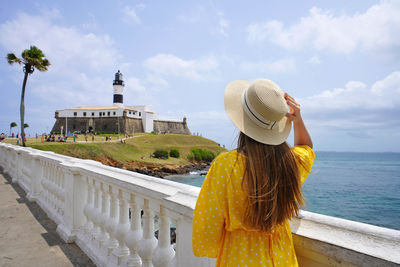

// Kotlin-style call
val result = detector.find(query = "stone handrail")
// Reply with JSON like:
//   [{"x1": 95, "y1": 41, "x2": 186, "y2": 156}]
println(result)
[{"x1": 0, "y1": 143, "x2": 399, "y2": 267}]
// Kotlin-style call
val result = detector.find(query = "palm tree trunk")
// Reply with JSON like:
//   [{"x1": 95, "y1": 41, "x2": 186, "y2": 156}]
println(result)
[{"x1": 20, "y1": 69, "x2": 29, "y2": 147}]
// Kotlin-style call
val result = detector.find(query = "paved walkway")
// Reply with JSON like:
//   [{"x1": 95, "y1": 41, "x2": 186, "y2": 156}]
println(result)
[{"x1": 0, "y1": 168, "x2": 95, "y2": 267}]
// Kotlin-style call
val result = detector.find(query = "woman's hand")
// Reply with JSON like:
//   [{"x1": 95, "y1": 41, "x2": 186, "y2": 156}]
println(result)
[
  {"x1": 284, "y1": 93, "x2": 313, "y2": 148},
  {"x1": 284, "y1": 93, "x2": 302, "y2": 122}
]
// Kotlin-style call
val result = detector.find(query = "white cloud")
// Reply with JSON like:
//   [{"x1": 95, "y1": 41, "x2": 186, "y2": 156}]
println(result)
[
  {"x1": 0, "y1": 10, "x2": 121, "y2": 108},
  {"x1": 301, "y1": 71, "x2": 400, "y2": 134},
  {"x1": 247, "y1": 0, "x2": 400, "y2": 54},
  {"x1": 242, "y1": 58, "x2": 296, "y2": 74},
  {"x1": 216, "y1": 12, "x2": 230, "y2": 37},
  {"x1": 0, "y1": 11, "x2": 118, "y2": 73},
  {"x1": 178, "y1": 6, "x2": 230, "y2": 37},
  {"x1": 143, "y1": 53, "x2": 218, "y2": 80},
  {"x1": 123, "y1": 4, "x2": 145, "y2": 24},
  {"x1": 308, "y1": 56, "x2": 321, "y2": 65}
]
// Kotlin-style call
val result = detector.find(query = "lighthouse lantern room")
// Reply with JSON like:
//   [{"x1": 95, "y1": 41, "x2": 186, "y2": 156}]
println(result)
[{"x1": 113, "y1": 70, "x2": 124, "y2": 107}]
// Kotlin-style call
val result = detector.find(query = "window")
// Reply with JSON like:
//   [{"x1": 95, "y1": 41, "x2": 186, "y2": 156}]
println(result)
[
  {"x1": 133, "y1": 111, "x2": 136, "y2": 115},
  {"x1": 92, "y1": 112, "x2": 95, "y2": 116},
  {"x1": 83, "y1": 112, "x2": 87, "y2": 117},
  {"x1": 74, "y1": 112, "x2": 77, "y2": 116},
  {"x1": 113, "y1": 112, "x2": 116, "y2": 115},
  {"x1": 107, "y1": 112, "x2": 110, "y2": 116},
  {"x1": 99, "y1": 112, "x2": 102, "y2": 117},
  {"x1": 139, "y1": 112, "x2": 141, "y2": 116},
  {"x1": 103, "y1": 112, "x2": 105, "y2": 116},
  {"x1": 129, "y1": 111, "x2": 131, "y2": 114}
]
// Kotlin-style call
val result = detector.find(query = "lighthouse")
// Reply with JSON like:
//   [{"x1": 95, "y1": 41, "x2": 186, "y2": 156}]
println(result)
[{"x1": 113, "y1": 70, "x2": 124, "y2": 107}]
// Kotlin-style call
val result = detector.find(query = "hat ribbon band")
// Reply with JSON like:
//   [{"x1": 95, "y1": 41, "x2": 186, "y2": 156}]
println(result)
[{"x1": 241, "y1": 90, "x2": 277, "y2": 130}]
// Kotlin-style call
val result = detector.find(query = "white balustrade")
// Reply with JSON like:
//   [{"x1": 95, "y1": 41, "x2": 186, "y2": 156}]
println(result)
[
  {"x1": 124, "y1": 194, "x2": 143, "y2": 267},
  {"x1": 152, "y1": 206, "x2": 175, "y2": 267},
  {"x1": 83, "y1": 176, "x2": 95, "y2": 237},
  {"x1": 1, "y1": 142, "x2": 399, "y2": 267},
  {"x1": 138, "y1": 199, "x2": 158, "y2": 267},
  {"x1": 112, "y1": 189, "x2": 131, "y2": 265},
  {"x1": 105, "y1": 185, "x2": 120, "y2": 257},
  {"x1": 98, "y1": 182, "x2": 110, "y2": 248},
  {"x1": 90, "y1": 180, "x2": 102, "y2": 241}
]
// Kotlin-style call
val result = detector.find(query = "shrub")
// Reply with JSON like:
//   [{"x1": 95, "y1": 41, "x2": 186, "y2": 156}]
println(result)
[
  {"x1": 187, "y1": 148, "x2": 215, "y2": 163},
  {"x1": 169, "y1": 148, "x2": 180, "y2": 158},
  {"x1": 153, "y1": 149, "x2": 168, "y2": 159}
]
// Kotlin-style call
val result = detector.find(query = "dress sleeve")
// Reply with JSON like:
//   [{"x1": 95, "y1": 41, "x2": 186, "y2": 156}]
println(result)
[
  {"x1": 291, "y1": 145, "x2": 315, "y2": 184},
  {"x1": 192, "y1": 157, "x2": 226, "y2": 258}
]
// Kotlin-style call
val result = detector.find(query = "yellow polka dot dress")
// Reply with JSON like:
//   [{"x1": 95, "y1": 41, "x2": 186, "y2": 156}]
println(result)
[{"x1": 192, "y1": 145, "x2": 315, "y2": 266}]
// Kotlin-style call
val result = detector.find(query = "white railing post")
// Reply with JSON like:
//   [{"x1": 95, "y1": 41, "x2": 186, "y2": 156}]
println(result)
[
  {"x1": 105, "y1": 185, "x2": 120, "y2": 257},
  {"x1": 98, "y1": 182, "x2": 110, "y2": 248},
  {"x1": 26, "y1": 153, "x2": 43, "y2": 202},
  {"x1": 56, "y1": 164, "x2": 87, "y2": 243},
  {"x1": 124, "y1": 194, "x2": 143, "y2": 267},
  {"x1": 112, "y1": 189, "x2": 131, "y2": 265},
  {"x1": 83, "y1": 176, "x2": 95, "y2": 238},
  {"x1": 138, "y1": 199, "x2": 157, "y2": 267},
  {"x1": 13, "y1": 148, "x2": 22, "y2": 183},
  {"x1": 153, "y1": 206, "x2": 175, "y2": 267},
  {"x1": 90, "y1": 179, "x2": 102, "y2": 241}
]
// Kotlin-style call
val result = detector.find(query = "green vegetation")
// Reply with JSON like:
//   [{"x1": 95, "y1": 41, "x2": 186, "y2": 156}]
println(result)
[
  {"x1": 153, "y1": 149, "x2": 169, "y2": 159},
  {"x1": 93, "y1": 131, "x2": 119, "y2": 135},
  {"x1": 23, "y1": 133, "x2": 226, "y2": 166},
  {"x1": 187, "y1": 148, "x2": 215, "y2": 162},
  {"x1": 169, "y1": 148, "x2": 180, "y2": 158}
]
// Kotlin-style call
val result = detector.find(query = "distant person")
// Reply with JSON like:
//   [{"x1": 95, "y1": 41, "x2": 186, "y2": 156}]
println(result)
[
  {"x1": 0, "y1": 133, "x2": 5, "y2": 142},
  {"x1": 92, "y1": 135, "x2": 94, "y2": 142},
  {"x1": 193, "y1": 79, "x2": 315, "y2": 266}
]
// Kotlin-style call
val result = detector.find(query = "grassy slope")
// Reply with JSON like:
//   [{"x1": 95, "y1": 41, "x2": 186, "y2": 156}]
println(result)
[{"x1": 26, "y1": 134, "x2": 226, "y2": 166}]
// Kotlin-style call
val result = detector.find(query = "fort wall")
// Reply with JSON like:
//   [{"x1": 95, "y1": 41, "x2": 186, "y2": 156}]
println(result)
[
  {"x1": 51, "y1": 115, "x2": 190, "y2": 135},
  {"x1": 153, "y1": 119, "x2": 191, "y2": 135}
]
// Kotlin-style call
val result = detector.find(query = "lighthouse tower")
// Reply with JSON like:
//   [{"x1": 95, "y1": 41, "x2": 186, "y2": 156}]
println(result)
[{"x1": 113, "y1": 70, "x2": 124, "y2": 107}]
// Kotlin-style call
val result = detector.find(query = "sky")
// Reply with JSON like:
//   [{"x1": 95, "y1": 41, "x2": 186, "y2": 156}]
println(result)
[{"x1": 0, "y1": 0, "x2": 399, "y2": 152}]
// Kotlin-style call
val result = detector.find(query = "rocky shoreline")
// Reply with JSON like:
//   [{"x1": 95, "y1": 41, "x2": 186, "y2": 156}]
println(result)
[{"x1": 94, "y1": 155, "x2": 210, "y2": 178}]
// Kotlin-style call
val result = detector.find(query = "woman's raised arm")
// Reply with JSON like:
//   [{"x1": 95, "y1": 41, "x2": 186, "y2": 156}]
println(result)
[{"x1": 284, "y1": 93, "x2": 313, "y2": 148}]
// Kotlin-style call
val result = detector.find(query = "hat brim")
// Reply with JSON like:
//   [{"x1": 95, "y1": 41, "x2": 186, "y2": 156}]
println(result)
[{"x1": 224, "y1": 80, "x2": 292, "y2": 145}]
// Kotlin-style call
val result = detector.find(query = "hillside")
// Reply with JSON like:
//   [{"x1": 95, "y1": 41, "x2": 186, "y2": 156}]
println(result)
[{"x1": 25, "y1": 134, "x2": 227, "y2": 177}]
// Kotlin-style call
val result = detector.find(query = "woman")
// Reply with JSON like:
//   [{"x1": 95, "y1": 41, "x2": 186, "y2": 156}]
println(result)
[{"x1": 192, "y1": 79, "x2": 315, "y2": 266}]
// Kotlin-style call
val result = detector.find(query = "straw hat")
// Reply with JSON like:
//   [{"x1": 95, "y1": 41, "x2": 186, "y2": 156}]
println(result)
[{"x1": 224, "y1": 79, "x2": 291, "y2": 145}]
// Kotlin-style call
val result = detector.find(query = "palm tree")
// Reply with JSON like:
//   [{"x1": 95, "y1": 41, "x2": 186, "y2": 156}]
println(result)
[
  {"x1": 7, "y1": 46, "x2": 50, "y2": 146},
  {"x1": 9, "y1": 122, "x2": 17, "y2": 136},
  {"x1": 24, "y1": 123, "x2": 29, "y2": 129}
]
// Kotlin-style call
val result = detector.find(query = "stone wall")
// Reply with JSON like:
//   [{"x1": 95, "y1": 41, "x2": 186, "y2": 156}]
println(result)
[
  {"x1": 122, "y1": 117, "x2": 143, "y2": 134},
  {"x1": 51, "y1": 117, "x2": 122, "y2": 133},
  {"x1": 153, "y1": 119, "x2": 191, "y2": 135},
  {"x1": 51, "y1": 116, "x2": 190, "y2": 134}
]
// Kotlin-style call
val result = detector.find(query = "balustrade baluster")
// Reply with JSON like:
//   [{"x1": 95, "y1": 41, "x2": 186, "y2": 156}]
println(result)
[
  {"x1": 124, "y1": 194, "x2": 143, "y2": 267},
  {"x1": 153, "y1": 206, "x2": 175, "y2": 267},
  {"x1": 138, "y1": 199, "x2": 157, "y2": 267},
  {"x1": 112, "y1": 189, "x2": 131, "y2": 265},
  {"x1": 83, "y1": 176, "x2": 94, "y2": 237},
  {"x1": 98, "y1": 182, "x2": 110, "y2": 248},
  {"x1": 105, "y1": 185, "x2": 120, "y2": 256},
  {"x1": 90, "y1": 180, "x2": 102, "y2": 241}
]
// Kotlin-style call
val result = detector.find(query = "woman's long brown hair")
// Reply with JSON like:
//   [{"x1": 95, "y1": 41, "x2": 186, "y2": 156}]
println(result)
[{"x1": 238, "y1": 132, "x2": 304, "y2": 232}]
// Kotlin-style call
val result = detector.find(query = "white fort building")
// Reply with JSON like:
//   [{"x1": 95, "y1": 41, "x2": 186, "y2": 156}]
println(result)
[{"x1": 51, "y1": 70, "x2": 191, "y2": 135}]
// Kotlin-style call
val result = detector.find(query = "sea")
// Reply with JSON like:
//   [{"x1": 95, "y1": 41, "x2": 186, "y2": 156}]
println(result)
[{"x1": 165, "y1": 151, "x2": 400, "y2": 230}]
